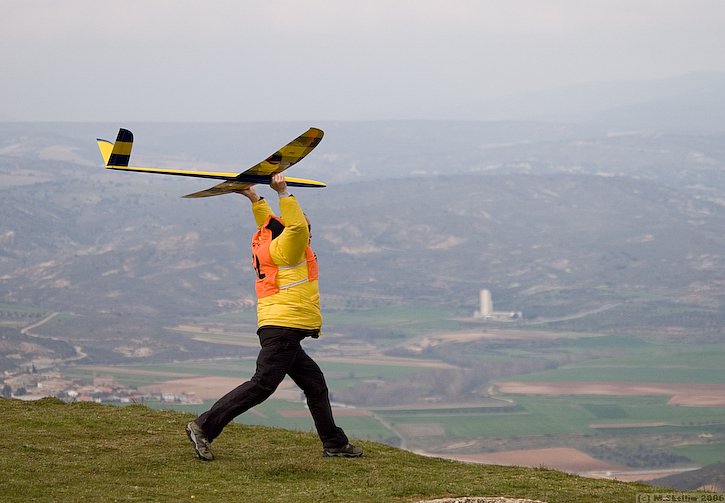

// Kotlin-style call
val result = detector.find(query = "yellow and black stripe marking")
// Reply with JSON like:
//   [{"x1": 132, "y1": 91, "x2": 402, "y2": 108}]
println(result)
[{"x1": 107, "y1": 128, "x2": 133, "y2": 166}]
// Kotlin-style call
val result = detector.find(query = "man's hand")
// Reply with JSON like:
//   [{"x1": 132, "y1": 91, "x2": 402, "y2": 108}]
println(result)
[
  {"x1": 237, "y1": 185, "x2": 260, "y2": 203},
  {"x1": 270, "y1": 173, "x2": 290, "y2": 197}
]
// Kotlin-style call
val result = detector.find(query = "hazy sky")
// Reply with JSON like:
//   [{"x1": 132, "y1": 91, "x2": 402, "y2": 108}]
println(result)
[{"x1": 2, "y1": 0, "x2": 724, "y2": 121}]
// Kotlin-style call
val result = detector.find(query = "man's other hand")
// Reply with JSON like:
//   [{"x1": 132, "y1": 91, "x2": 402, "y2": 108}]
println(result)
[{"x1": 270, "y1": 174, "x2": 289, "y2": 196}]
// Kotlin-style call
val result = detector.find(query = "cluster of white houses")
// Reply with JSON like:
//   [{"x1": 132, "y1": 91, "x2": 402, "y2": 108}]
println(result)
[{"x1": 1, "y1": 368, "x2": 200, "y2": 404}]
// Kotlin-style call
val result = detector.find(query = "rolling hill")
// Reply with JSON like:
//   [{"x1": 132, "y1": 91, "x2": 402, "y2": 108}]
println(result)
[{"x1": 1, "y1": 120, "x2": 724, "y2": 365}]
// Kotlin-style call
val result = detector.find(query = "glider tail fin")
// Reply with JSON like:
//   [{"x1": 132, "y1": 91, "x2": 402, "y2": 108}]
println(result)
[{"x1": 107, "y1": 128, "x2": 134, "y2": 167}]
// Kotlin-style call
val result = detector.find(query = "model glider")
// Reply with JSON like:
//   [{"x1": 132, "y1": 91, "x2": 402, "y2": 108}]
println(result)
[{"x1": 96, "y1": 128, "x2": 326, "y2": 198}]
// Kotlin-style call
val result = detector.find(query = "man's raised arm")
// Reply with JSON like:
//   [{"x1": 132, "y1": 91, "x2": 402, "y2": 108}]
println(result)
[
  {"x1": 238, "y1": 185, "x2": 275, "y2": 228},
  {"x1": 269, "y1": 174, "x2": 309, "y2": 265}
]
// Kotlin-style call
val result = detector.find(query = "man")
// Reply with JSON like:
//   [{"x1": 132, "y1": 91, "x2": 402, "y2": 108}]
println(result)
[{"x1": 186, "y1": 174, "x2": 362, "y2": 461}]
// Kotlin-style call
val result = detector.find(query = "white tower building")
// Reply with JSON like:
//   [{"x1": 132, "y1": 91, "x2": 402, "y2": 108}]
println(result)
[
  {"x1": 476, "y1": 289, "x2": 493, "y2": 318},
  {"x1": 480, "y1": 289, "x2": 493, "y2": 317},
  {"x1": 474, "y1": 288, "x2": 523, "y2": 321}
]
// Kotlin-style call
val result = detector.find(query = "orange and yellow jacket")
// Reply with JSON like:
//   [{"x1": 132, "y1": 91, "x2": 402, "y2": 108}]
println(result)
[{"x1": 250, "y1": 196, "x2": 322, "y2": 330}]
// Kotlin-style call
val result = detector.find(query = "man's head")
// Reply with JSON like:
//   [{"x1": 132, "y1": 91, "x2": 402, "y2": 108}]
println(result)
[{"x1": 266, "y1": 218, "x2": 285, "y2": 239}]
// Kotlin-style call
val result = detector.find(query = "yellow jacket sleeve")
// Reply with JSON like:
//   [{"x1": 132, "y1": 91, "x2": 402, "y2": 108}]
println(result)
[
  {"x1": 251, "y1": 198, "x2": 275, "y2": 228},
  {"x1": 270, "y1": 196, "x2": 309, "y2": 266}
]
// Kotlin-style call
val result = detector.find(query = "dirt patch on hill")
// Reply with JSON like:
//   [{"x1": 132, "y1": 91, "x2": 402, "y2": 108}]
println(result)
[
  {"x1": 667, "y1": 392, "x2": 725, "y2": 407},
  {"x1": 416, "y1": 497, "x2": 548, "y2": 503},
  {"x1": 404, "y1": 328, "x2": 582, "y2": 354},
  {"x1": 495, "y1": 381, "x2": 725, "y2": 407}
]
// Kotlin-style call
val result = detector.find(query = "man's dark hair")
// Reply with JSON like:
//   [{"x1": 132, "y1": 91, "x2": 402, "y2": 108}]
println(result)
[{"x1": 266, "y1": 218, "x2": 285, "y2": 239}]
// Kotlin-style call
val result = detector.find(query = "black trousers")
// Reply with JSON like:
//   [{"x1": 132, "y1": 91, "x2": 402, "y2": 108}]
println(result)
[{"x1": 195, "y1": 326, "x2": 349, "y2": 449}]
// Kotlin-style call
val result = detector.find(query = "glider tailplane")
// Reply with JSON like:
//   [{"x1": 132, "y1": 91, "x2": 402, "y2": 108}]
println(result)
[
  {"x1": 107, "y1": 128, "x2": 134, "y2": 167},
  {"x1": 96, "y1": 138, "x2": 113, "y2": 166}
]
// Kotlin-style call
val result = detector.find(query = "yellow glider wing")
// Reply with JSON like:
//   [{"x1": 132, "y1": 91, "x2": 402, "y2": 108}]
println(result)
[
  {"x1": 96, "y1": 127, "x2": 326, "y2": 198},
  {"x1": 181, "y1": 175, "x2": 326, "y2": 199}
]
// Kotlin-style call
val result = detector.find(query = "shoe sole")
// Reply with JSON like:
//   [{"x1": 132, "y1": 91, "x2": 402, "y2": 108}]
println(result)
[
  {"x1": 186, "y1": 423, "x2": 214, "y2": 461},
  {"x1": 322, "y1": 450, "x2": 363, "y2": 458}
]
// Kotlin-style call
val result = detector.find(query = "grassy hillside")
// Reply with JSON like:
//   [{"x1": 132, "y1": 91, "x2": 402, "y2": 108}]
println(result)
[{"x1": 0, "y1": 398, "x2": 671, "y2": 503}]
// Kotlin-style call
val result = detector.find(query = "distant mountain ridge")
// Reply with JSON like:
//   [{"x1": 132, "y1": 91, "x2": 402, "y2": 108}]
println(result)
[
  {"x1": 451, "y1": 71, "x2": 725, "y2": 132},
  {"x1": 1, "y1": 120, "x2": 724, "y2": 363}
]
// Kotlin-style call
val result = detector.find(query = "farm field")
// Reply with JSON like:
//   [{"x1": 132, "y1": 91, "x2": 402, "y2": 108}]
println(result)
[
  {"x1": 671, "y1": 442, "x2": 725, "y2": 466},
  {"x1": 207, "y1": 305, "x2": 463, "y2": 335},
  {"x1": 498, "y1": 357, "x2": 725, "y2": 384},
  {"x1": 57, "y1": 307, "x2": 725, "y2": 480},
  {"x1": 0, "y1": 304, "x2": 49, "y2": 328},
  {"x1": 373, "y1": 394, "x2": 725, "y2": 442}
]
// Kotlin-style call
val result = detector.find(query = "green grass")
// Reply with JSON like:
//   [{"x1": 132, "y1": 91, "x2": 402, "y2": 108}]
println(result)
[
  {"x1": 384, "y1": 398, "x2": 593, "y2": 438},
  {"x1": 0, "y1": 397, "x2": 665, "y2": 502},
  {"x1": 376, "y1": 395, "x2": 725, "y2": 440},
  {"x1": 155, "y1": 398, "x2": 395, "y2": 442},
  {"x1": 557, "y1": 334, "x2": 653, "y2": 350},
  {"x1": 595, "y1": 346, "x2": 725, "y2": 369},
  {"x1": 0, "y1": 303, "x2": 48, "y2": 314},
  {"x1": 317, "y1": 361, "x2": 428, "y2": 388},
  {"x1": 507, "y1": 360, "x2": 725, "y2": 384},
  {"x1": 323, "y1": 305, "x2": 462, "y2": 334},
  {"x1": 0, "y1": 304, "x2": 50, "y2": 328},
  {"x1": 671, "y1": 443, "x2": 725, "y2": 465},
  {"x1": 582, "y1": 403, "x2": 628, "y2": 419},
  {"x1": 507, "y1": 344, "x2": 725, "y2": 384}
]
